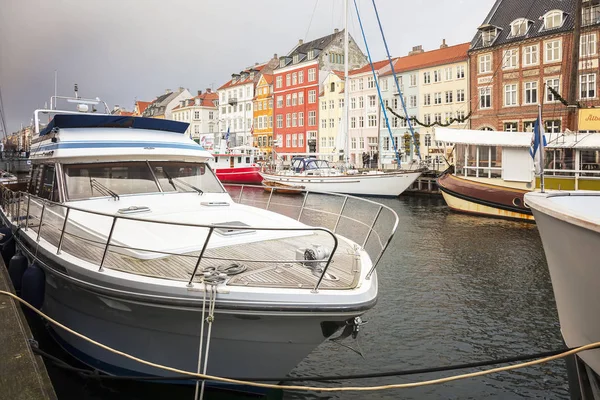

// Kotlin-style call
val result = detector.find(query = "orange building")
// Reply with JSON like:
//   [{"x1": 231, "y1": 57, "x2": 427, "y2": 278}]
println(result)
[{"x1": 253, "y1": 74, "x2": 274, "y2": 155}]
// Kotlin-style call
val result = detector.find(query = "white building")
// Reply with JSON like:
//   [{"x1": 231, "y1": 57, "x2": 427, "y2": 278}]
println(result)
[
  {"x1": 142, "y1": 87, "x2": 192, "y2": 120},
  {"x1": 171, "y1": 89, "x2": 219, "y2": 147}
]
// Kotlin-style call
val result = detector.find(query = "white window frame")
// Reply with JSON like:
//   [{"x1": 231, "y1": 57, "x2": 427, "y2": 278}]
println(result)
[
  {"x1": 479, "y1": 87, "x2": 491, "y2": 109},
  {"x1": 544, "y1": 10, "x2": 564, "y2": 30},
  {"x1": 504, "y1": 83, "x2": 518, "y2": 107},
  {"x1": 545, "y1": 78, "x2": 561, "y2": 103},
  {"x1": 523, "y1": 44, "x2": 539, "y2": 67},
  {"x1": 544, "y1": 39, "x2": 562, "y2": 63},
  {"x1": 502, "y1": 48, "x2": 519, "y2": 70},
  {"x1": 523, "y1": 81, "x2": 538, "y2": 105},
  {"x1": 581, "y1": 33, "x2": 597, "y2": 58},
  {"x1": 479, "y1": 53, "x2": 492, "y2": 74}
]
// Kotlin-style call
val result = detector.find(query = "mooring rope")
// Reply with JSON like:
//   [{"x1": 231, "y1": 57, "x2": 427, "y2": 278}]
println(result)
[{"x1": 2, "y1": 289, "x2": 600, "y2": 392}]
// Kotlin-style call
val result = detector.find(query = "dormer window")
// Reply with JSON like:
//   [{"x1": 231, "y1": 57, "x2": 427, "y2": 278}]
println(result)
[
  {"x1": 481, "y1": 28, "x2": 498, "y2": 46},
  {"x1": 293, "y1": 54, "x2": 299, "y2": 64},
  {"x1": 510, "y1": 18, "x2": 531, "y2": 37},
  {"x1": 582, "y1": 3, "x2": 600, "y2": 26},
  {"x1": 279, "y1": 58, "x2": 286, "y2": 68},
  {"x1": 543, "y1": 10, "x2": 564, "y2": 30},
  {"x1": 308, "y1": 50, "x2": 314, "y2": 60}
]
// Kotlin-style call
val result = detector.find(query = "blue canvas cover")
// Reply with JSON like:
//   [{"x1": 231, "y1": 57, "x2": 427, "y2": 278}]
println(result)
[{"x1": 40, "y1": 114, "x2": 189, "y2": 136}]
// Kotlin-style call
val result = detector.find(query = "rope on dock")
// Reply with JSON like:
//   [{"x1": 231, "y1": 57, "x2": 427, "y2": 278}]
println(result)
[{"x1": 2, "y1": 288, "x2": 599, "y2": 393}]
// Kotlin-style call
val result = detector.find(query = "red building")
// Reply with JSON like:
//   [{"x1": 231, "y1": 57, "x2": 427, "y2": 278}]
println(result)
[{"x1": 273, "y1": 29, "x2": 366, "y2": 159}]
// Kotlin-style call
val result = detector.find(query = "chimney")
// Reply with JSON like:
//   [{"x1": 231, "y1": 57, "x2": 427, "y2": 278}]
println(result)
[
  {"x1": 113, "y1": 105, "x2": 119, "y2": 112},
  {"x1": 178, "y1": 86, "x2": 185, "y2": 92},
  {"x1": 273, "y1": 53, "x2": 278, "y2": 59},
  {"x1": 165, "y1": 89, "x2": 171, "y2": 94},
  {"x1": 408, "y1": 45, "x2": 424, "y2": 56},
  {"x1": 440, "y1": 39, "x2": 448, "y2": 49},
  {"x1": 206, "y1": 88, "x2": 212, "y2": 93},
  {"x1": 197, "y1": 90, "x2": 202, "y2": 96},
  {"x1": 334, "y1": 28, "x2": 339, "y2": 34}
]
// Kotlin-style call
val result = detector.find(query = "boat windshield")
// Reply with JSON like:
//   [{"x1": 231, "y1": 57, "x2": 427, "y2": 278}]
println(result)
[
  {"x1": 305, "y1": 159, "x2": 330, "y2": 170},
  {"x1": 64, "y1": 161, "x2": 224, "y2": 200}
]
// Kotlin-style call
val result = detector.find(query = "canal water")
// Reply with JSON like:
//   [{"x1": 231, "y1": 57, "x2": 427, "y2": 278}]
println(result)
[{"x1": 38, "y1": 195, "x2": 568, "y2": 399}]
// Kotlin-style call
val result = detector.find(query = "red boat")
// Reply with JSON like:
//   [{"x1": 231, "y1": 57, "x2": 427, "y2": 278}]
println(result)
[{"x1": 210, "y1": 146, "x2": 263, "y2": 185}]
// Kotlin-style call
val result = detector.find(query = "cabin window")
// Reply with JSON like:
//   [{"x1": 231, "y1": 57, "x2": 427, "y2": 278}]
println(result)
[
  {"x1": 458, "y1": 145, "x2": 502, "y2": 178},
  {"x1": 238, "y1": 157, "x2": 242, "y2": 164},
  {"x1": 245, "y1": 157, "x2": 251, "y2": 164},
  {"x1": 150, "y1": 162, "x2": 224, "y2": 194},
  {"x1": 580, "y1": 150, "x2": 600, "y2": 176},
  {"x1": 545, "y1": 149, "x2": 575, "y2": 176},
  {"x1": 39, "y1": 165, "x2": 59, "y2": 202},
  {"x1": 28, "y1": 165, "x2": 44, "y2": 196},
  {"x1": 64, "y1": 162, "x2": 159, "y2": 200}
]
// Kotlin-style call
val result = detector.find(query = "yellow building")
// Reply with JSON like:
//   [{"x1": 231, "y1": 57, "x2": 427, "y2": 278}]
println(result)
[
  {"x1": 318, "y1": 71, "x2": 345, "y2": 161},
  {"x1": 252, "y1": 74, "x2": 274, "y2": 156}
]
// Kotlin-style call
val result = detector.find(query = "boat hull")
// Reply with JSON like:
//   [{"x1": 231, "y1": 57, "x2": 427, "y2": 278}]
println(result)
[
  {"x1": 437, "y1": 173, "x2": 533, "y2": 221},
  {"x1": 526, "y1": 192, "x2": 600, "y2": 375},
  {"x1": 215, "y1": 166, "x2": 263, "y2": 185},
  {"x1": 42, "y1": 268, "x2": 360, "y2": 380},
  {"x1": 260, "y1": 170, "x2": 422, "y2": 197}
]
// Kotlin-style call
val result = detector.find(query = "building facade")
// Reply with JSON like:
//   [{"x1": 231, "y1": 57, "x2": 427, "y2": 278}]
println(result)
[
  {"x1": 171, "y1": 89, "x2": 219, "y2": 147},
  {"x1": 132, "y1": 100, "x2": 151, "y2": 117},
  {"x1": 217, "y1": 57, "x2": 278, "y2": 148},
  {"x1": 468, "y1": 0, "x2": 600, "y2": 133},
  {"x1": 142, "y1": 88, "x2": 192, "y2": 119},
  {"x1": 318, "y1": 71, "x2": 345, "y2": 161},
  {"x1": 253, "y1": 74, "x2": 274, "y2": 156},
  {"x1": 273, "y1": 29, "x2": 366, "y2": 160}
]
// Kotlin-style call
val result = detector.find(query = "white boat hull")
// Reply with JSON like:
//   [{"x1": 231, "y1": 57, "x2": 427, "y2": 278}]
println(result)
[
  {"x1": 43, "y1": 270, "x2": 358, "y2": 379},
  {"x1": 526, "y1": 192, "x2": 600, "y2": 375},
  {"x1": 261, "y1": 171, "x2": 422, "y2": 197}
]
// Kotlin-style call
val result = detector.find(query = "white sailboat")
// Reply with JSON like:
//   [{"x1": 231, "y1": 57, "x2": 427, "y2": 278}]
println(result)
[{"x1": 260, "y1": 0, "x2": 423, "y2": 197}]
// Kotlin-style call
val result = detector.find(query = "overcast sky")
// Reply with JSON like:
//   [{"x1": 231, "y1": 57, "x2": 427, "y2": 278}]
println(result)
[{"x1": 0, "y1": 0, "x2": 495, "y2": 133}]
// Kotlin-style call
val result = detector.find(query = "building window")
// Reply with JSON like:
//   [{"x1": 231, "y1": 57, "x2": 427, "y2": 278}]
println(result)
[
  {"x1": 339, "y1": 98, "x2": 344, "y2": 108},
  {"x1": 583, "y1": 4, "x2": 600, "y2": 26},
  {"x1": 329, "y1": 118, "x2": 334, "y2": 128},
  {"x1": 546, "y1": 78, "x2": 560, "y2": 102},
  {"x1": 445, "y1": 91, "x2": 453, "y2": 103},
  {"x1": 292, "y1": 73, "x2": 297, "y2": 85},
  {"x1": 358, "y1": 79, "x2": 364, "y2": 90},
  {"x1": 286, "y1": 113, "x2": 291, "y2": 127},
  {"x1": 502, "y1": 48, "x2": 518, "y2": 69},
  {"x1": 510, "y1": 18, "x2": 530, "y2": 37},
  {"x1": 286, "y1": 94, "x2": 291, "y2": 107},
  {"x1": 367, "y1": 76, "x2": 375, "y2": 88},
  {"x1": 457, "y1": 111, "x2": 466, "y2": 121},
  {"x1": 423, "y1": 72, "x2": 431, "y2": 84},
  {"x1": 308, "y1": 68, "x2": 316, "y2": 82},
  {"x1": 504, "y1": 122, "x2": 518, "y2": 132},
  {"x1": 276, "y1": 96, "x2": 283, "y2": 108},
  {"x1": 409, "y1": 95, "x2": 417, "y2": 108},
  {"x1": 410, "y1": 74, "x2": 417, "y2": 86},
  {"x1": 299, "y1": 134, "x2": 305, "y2": 148},
  {"x1": 292, "y1": 93, "x2": 297, "y2": 106},
  {"x1": 423, "y1": 114, "x2": 431, "y2": 125},
  {"x1": 524, "y1": 81, "x2": 538, "y2": 105},
  {"x1": 504, "y1": 84, "x2": 518, "y2": 106},
  {"x1": 359, "y1": 97, "x2": 364, "y2": 108},
  {"x1": 523, "y1": 44, "x2": 539, "y2": 66},
  {"x1": 368, "y1": 95, "x2": 376, "y2": 107},
  {"x1": 544, "y1": 10, "x2": 564, "y2": 30},
  {"x1": 292, "y1": 113, "x2": 297, "y2": 127},
  {"x1": 545, "y1": 39, "x2": 562, "y2": 63},
  {"x1": 457, "y1": 89, "x2": 465, "y2": 102},
  {"x1": 434, "y1": 113, "x2": 442, "y2": 123},
  {"x1": 298, "y1": 92, "x2": 304, "y2": 104},
  {"x1": 286, "y1": 74, "x2": 291, "y2": 87},
  {"x1": 523, "y1": 121, "x2": 535, "y2": 132},
  {"x1": 434, "y1": 69, "x2": 441, "y2": 83},
  {"x1": 286, "y1": 134, "x2": 291, "y2": 147},
  {"x1": 368, "y1": 115, "x2": 377, "y2": 127},
  {"x1": 329, "y1": 99, "x2": 335, "y2": 109},
  {"x1": 479, "y1": 87, "x2": 491, "y2": 109},
  {"x1": 308, "y1": 111, "x2": 316, "y2": 126},
  {"x1": 581, "y1": 33, "x2": 597, "y2": 58},
  {"x1": 358, "y1": 116, "x2": 364, "y2": 128},
  {"x1": 350, "y1": 117, "x2": 356, "y2": 128},
  {"x1": 298, "y1": 71, "x2": 304, "y2": 84},
  {"x1": 292, "y1": 134, "x2": 297, "y2": 147},
  {"x1": 276, "y1": 76, "x2": 282, "y2": 88},
  {"x1": 381, "y1": 78, "x2": 388, "y2": 91},
  {"x1": 445, "y1": 67, "x2": 453, "y2": 81},
  {"x1": 321, "y1": 119, "x2": 327, "y2": 129},
  {"x1": 269, "y1": 116, "x2": 273, "y2": 128},
  {"x1": 545, "y1": 120, "x2": 561, "y2": 133},
  {"x1": 308, "y1": 90, "x2": 316, "y2": 103},
  {"x1": 320, "y1": 136, "x2": 327, "y2": 147},
  {"x1": 434, "y1": 92, "x2": 442, "y2": 105},
  {"x1": 350, "y1": 80, "x2": 356, "y2": 92},
  {"x1": 479, "y1": 53, "x2": 492, "y2": 74},
  {"x1": 456, "y1": 65, "x2": 465, "y2": 79},
  {"x1": 351, "y1": 138, "x2": 357, "y2": 149},
  {"x1": 299, "y1": 112, "x2": 304, "y2": 126},
  {"x1": 350, "y1": 97, "x2": 356, "y2": 109},
  {"x1": 580, "y1": 73, "x2": 596, "y2": 99},
  {"x1": 321, "y1": 100, "x2": 326, "y2": 111},
  {"x1": 423, "y1": 93, "x2": 431, "y2": 106}
]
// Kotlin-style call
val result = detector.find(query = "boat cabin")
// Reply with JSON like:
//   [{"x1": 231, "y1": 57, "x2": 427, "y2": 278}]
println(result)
[
  {"x1": 211, "y1": 145, "x2": 261, "y2": 169},
  {"x1": 436, "y1": 128, "x2": 600, "y2": 190}
]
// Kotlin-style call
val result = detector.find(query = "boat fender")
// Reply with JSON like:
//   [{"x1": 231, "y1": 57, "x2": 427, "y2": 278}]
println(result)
[
  {"x1": 8, "y1": 252, "x2": 28, "y2": 294},
  {"x1": 0, "y1": 227, "x2": 12, "y2": 243},
  {"x1": 1, "y1": 232, "x2": 16, "y2": 268},
  {"x1": 21, "y1": 263, "x2": 45, "y2": 310}
]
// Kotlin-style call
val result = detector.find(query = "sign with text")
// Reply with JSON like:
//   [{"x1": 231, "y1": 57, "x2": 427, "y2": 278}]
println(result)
[{"x1": 578, "y1": 109, "x2": 600, "y2": 131}]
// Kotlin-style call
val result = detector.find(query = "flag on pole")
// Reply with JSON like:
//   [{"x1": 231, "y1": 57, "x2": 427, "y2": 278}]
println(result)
[
  {"x1": 529, "y1": 117, "x2": 547, "y2": 174},
  {"x1": 225, "y1": 126, "x2": 230, "y2": 143}
]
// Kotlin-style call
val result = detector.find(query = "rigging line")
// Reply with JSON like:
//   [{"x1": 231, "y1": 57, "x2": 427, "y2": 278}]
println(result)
[
  {"x1": 371, "y1": 0, "x2": 421, "y2": 161},
  {"x1": 0, "y1": 86, "x2": 8, "y2": 139},
  {"x1": 352, "y1": 0, "x2": 402, "y2": 167},
  {"x1": 304, "y1": 0, "x2": 320, "y2": 42}
]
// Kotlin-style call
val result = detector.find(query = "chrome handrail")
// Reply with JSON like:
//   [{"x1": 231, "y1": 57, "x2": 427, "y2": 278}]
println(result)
[{"x1": 1, "y1": 185, "x2": 398, "y2": 291}]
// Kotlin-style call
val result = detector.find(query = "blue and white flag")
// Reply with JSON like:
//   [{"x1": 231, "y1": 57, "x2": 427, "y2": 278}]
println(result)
[
  {"x1": 529, "y1": 117, "x2": 547, "y2": 174},
  {"x1": 225, "y1": 126, "x2": 230, "y2": 143}
]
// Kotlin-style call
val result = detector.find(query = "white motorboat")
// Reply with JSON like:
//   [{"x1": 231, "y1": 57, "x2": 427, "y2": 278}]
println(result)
[
  {"x1": 0, "y1": 105, "x2": 398, "y2": 387},
  {"x1": 525, "y1": 191, "x2": 600, "y2": 376},
  {"x1": 0, "y1": 170, "x2": 18, "y2": 184},
  {"x1": 261, "y1": 157, "x2": 422, "y2": 196}
]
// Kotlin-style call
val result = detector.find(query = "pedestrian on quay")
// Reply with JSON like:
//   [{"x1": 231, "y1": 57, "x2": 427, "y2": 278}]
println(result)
[{"x1": 362, "y1": 152, "x2": 369, "y2": 169}]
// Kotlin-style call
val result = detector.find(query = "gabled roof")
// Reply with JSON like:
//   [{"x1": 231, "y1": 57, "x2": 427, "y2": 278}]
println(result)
[
  {"x1": 278, "y1": 30, "x2": 347, "y2": 69},
  {"x1": 379, "y1": 43, "x2": 469, "y2": 76},
  {"x1": 348, "y1": 59, "x2": 393, "y2": 76},
  {"x1": 470, "y1": 0, "x2": 578, "y2": 51},
  {"x1": 218, "y1": 64, "x2": 266, "y2": 90},
  {"x1": 172, "y1": 92, "x2": 219, "y2": 110},
  {"x1": 135, "y1": 101, "x2": 151, "y2": 114}
]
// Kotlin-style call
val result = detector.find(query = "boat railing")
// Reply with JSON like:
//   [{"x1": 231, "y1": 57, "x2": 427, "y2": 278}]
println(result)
[{"x1": 0, "y1": 185, "x2": 398, "y2": 291}]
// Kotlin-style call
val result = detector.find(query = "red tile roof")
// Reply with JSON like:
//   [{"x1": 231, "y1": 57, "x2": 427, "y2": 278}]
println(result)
[
  {"x1": 348, "y1": 59, "x2": 394, "y2": 76},
  {"x1": 380, "y1": 43, "x2": 470, "y2": 76},
  {"x1": 172, "y1": 92, "x2": 219, "y2": 110},
  {"x1": 135, "y1": 101, "x2": 151, "y2": 114},
  {"x1": 331, "y1": 70, "x2": 345, "y2": 80}
]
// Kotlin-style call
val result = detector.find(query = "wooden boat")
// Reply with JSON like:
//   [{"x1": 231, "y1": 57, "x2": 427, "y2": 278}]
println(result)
[{"x1": 262, "y1": 180, "x2": 305, "y2": 194}]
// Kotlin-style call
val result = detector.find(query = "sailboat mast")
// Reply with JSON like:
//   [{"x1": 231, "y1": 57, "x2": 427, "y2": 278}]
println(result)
[{"x1": 343, "y1": 0, "x2": 350, "y2": 166}]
